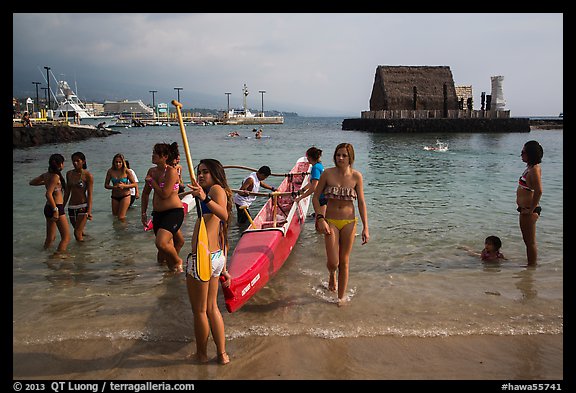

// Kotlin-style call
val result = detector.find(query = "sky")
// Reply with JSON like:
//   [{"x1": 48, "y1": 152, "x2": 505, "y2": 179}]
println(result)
[{"x1": 13, "y1": 13, "x2": 563, "y2": 117}]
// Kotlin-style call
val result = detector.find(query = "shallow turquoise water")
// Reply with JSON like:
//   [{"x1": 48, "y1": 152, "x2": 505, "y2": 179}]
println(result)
[{"x1": 13, "y1": 118, "x2": 562, "y2": 344}]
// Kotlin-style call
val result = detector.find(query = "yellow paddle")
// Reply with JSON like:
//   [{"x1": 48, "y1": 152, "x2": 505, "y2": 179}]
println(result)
[
  {"x1": 172, "y1": 100, "x2": 211, "y2": 282},
  {"x1": 238, "y1": 205, "x2": 256, "y2": 229}
]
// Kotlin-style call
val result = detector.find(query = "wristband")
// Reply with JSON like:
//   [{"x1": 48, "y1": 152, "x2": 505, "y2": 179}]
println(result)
[
  {"x1": 202, "y1": 194, "x2": 212, "y2": 204},
  {"x1": 315, "y1": 214, "x2": 324, "y2": 221},
  {"x1": 53, "y1": 207, "x2": 58, "y2": 212}
]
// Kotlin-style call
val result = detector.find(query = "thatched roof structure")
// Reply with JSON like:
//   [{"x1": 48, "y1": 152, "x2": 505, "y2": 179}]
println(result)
[{"x1": 369, "y1": 66, "x2": 459, "y2": 111}]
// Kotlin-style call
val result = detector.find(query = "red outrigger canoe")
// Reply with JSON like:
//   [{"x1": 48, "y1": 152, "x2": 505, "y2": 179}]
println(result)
[{"x1": 221, "y1": 156, "x2": 311, "y2": 312}]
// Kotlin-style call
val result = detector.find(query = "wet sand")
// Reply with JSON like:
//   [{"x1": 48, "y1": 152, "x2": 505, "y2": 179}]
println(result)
[{"x1": 13, "y1": 334, "x2": 562, "y2": 380}]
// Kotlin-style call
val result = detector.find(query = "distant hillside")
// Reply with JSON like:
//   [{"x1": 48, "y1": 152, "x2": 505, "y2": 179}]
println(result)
[{"x1": 12, "y1": 97, "x2": 299, "y2": 118}]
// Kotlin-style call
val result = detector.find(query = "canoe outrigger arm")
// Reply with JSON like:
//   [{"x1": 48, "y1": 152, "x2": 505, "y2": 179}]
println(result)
[
  {"x1": 233, "y1": 189, "x2": 289, "y2": 229},
  {"x1": 238, "y1": 205, "x2": 255, "y2": 229},
  {"x1": 231, "y1": 188, "x2": 293, "y2": 198},
  {"x1": 224, "y1": 165, "x2": 309, "y2": 178}
]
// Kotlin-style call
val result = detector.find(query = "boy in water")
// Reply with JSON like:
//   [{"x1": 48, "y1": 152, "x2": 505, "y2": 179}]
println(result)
[
  {"x1": 480, "y1": 235, "x2": 507, "y2": 261},
  {"x1": 460, "y1": 235, "x2": 507, "y2": 262}
]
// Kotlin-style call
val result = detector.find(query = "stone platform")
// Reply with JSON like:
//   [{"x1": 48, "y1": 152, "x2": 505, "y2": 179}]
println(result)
[{"x1": 341, "y1": 117, "x2": 531, "y2": 133}]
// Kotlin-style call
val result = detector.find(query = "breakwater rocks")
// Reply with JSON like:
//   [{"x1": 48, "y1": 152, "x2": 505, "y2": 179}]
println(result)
[
  {"x1": 529, "y1": 119, "x2": 563, "y2": 130},
  {"x1": 341, "y1": 118, "x2": 531, "y2": 133},
  {"x1": 13, "y1": 124, "x2": 121, "y2": 149}
]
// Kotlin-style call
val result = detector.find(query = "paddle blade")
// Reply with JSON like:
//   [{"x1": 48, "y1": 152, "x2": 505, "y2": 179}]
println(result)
[
  {"x1": 187, "y1": 218, "x2": 211, "y2": 281},
  {"x1": 196, "y1": 217, "x2": 211, "y2": 281}
]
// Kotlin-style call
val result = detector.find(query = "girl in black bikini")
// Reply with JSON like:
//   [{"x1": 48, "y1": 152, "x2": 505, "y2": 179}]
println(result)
[
  {"x1": 64, "y1": 152, "x2": 94, "y2": 241},
  {"x1": 141, "y1": 143, "x2": 185, "y2": 272},
  {"x1": 29, "y1": 153, "x2": 71, "y2": 255}
]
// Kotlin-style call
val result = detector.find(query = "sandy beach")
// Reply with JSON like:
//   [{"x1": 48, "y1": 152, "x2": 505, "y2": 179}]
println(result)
[{"x1": 13, "y1": 334, "x2": 562, "y2": 380}]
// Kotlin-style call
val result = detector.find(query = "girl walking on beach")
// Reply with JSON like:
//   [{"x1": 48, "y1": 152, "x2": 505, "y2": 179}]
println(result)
[
  {"x1": 185, "y1": 159, "x2": 232, "y2": 365},
  {"x1": 64, "y1": 152, "x2": 94, "y2": 242},
  {"x1": 140, "y1": 143, "x2": 185, "y2": 272},
  {"x1": 312, "y1": 143, "x2": 369, "y2": 306},
  {"x1": 29, "y1": 153, "x2": 71, "y2": 255},
  {"x1": 517, "y1": 140, "x2": 543, "y2": 266},
  {"x1": 104, "y1": 153, "x2": 136, "y2": 222}
]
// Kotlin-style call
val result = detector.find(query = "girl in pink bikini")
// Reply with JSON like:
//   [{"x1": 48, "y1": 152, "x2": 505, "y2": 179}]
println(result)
[
  {"x1": 516, "y1": 140, "x2": 543, "y2": 266},
  {"x1": 141, "y1": 142, "x2": 185, "y2": 272},
  {"x1": 312, "y1": 143, "x2": 369, "y2": 306}
]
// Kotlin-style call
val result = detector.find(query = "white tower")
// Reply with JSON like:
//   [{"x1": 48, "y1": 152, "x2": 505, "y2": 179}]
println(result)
[{"x1": 491, "y1": 75, "x2": 506, "y2": 111}]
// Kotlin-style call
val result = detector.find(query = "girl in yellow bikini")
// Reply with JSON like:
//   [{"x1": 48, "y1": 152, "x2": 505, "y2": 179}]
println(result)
[{"x1": 312, "y1": 143, "x2": 369, "y2": 306}]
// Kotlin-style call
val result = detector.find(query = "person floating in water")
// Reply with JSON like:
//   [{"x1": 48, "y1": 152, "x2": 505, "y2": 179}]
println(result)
[{"x1": 459, "y1": 235, "x2": 507, "y2": 262}]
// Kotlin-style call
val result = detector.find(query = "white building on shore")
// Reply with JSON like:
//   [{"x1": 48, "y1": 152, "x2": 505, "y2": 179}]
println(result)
[{"x1": 103, "y1": 100, "x2": 154, "y2": 115}]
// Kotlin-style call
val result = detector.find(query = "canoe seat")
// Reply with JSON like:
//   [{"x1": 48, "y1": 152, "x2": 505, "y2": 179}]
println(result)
[{"x1": 262, "y1": 220, "x2": 287, "y2": 229}]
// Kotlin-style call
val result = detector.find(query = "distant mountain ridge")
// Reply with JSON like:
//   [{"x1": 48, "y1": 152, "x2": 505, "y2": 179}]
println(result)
[{"x1": 13, "y1": 76, "x2": 347, "y2": 117}]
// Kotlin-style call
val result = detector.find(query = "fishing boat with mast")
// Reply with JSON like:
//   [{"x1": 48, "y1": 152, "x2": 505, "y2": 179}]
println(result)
[
  {"x1": 52, "y1": 80, "x2": 118, "y2": 127},
  {"x1": 40, "y1": 68, "x2": 118, "y2": 127}
]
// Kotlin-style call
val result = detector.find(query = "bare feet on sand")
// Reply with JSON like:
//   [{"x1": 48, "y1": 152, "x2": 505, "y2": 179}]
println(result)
[
  {"x1": 186, "y1": 353, "x2": 210, "y2": 364},
  {"x1": 328, "y1": 271, "x2": 337, "y2": 292},
  {"x1": 218, "y1": 352, "x2": 230, "y2": 365},
  {"x1": 337, "y1": 297, "x2": 349, "y2": 307},
  {"x1": 173, "y1": 261, "x2": 184, "y2": 273}
]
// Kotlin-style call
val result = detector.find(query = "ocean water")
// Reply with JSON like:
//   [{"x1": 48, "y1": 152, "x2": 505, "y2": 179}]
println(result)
[{"x1": 12, "y1": 118, "x2": 562, "y2": 352}]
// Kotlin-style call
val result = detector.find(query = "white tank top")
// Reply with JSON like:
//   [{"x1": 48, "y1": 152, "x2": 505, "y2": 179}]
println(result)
[{"x1": 233, "y1": 172, "x2": 260, "y2": 206}]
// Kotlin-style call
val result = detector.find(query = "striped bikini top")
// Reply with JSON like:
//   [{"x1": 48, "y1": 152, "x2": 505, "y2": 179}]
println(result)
[
  {"x1": 323, "y1": 185, "x2": 357, "y2": 200},
  {"x1": 518, "y1": 167, "x2": 534, "y2": 192}
]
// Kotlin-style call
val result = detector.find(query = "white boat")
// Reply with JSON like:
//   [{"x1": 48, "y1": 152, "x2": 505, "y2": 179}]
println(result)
[
  {"x1": 52, "y1": 80, "x2": 118, "y2": 127},
  {"x1": 226, "y1": 108, "x2": 257, "y2": 118},
  {"x1": 423, "y1": 140, "x2": 449, "y2": 152},
  {"x1": 220, "y1": 83, "x2": 283, "y2": 125}
]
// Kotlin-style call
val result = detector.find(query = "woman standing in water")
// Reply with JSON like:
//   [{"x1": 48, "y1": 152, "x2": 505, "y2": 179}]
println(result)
[
  {"x1": 517, "y1": 140, "x2": 543, "y2": 266},
  {"x1": 141, "y1": 143, "x2": 185, "y2": 272},
  {"x1": 312, "y1": 143, "x2": 369, "y2": 306},
  {"x1": 64, "y1": 152, "x2": 94, "y2": 241},
  {"x1": 29, "y1": 153, "x2": 71, "y2": 255},
  {"x1": 104, "y1": 153, "x2": 136, "y2": 222},
  {"x1": 186, "y1": 159, "x2": 232, "y2": 365},
  {"x1": 294, "y1": 146, "x2": 327, "y2": 217}
]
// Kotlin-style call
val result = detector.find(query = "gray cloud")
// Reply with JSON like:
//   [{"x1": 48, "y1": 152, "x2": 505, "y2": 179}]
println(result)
[{"x1": 13, "y1": 13, "x2": 563, "y2": 117}]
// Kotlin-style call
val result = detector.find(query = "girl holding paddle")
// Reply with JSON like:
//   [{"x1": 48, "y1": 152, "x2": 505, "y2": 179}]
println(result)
[
  {"x1": 312, "y1": 143, "x2": 369, "y2": 307},
  {"x1": 186, "y1": 159, "x2": 233, "y2": 365}
]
